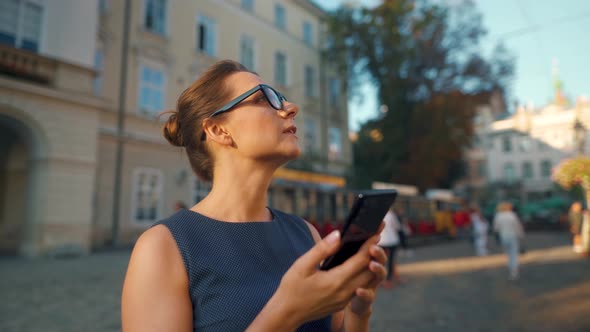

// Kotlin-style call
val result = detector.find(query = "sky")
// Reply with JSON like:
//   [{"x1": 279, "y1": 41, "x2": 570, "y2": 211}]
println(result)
[{"x1": 314, "y1": 0, "x2": 590, "y2": 131}]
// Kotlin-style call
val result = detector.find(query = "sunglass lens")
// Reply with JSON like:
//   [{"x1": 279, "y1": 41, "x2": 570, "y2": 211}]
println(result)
[{"x1": 263, "y1": 86, "x2": 282, "y2": 110}]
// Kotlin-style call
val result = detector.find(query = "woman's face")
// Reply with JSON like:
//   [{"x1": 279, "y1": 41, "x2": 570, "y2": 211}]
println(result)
[{"x1": 216, "y1": 71, "x2": 301, "y2": 163}]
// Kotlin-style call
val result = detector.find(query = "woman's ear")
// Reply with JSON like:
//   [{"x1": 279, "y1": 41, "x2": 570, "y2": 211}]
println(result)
[{"x1": 202, "y1": 119, "x2": 234, "y2": 146}]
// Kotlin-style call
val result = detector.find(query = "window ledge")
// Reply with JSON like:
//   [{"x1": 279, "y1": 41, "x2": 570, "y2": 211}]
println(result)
[{"x1": 138, "y1": 27, "x2": 170, "y2": 43}]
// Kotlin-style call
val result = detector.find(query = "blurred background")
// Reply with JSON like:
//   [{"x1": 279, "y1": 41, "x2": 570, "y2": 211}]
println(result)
[{"x1": 0, "y1": 0, "x2": 589, "y2": 331}]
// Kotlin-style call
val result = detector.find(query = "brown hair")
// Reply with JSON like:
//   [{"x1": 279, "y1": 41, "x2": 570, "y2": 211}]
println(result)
[{"x1": 162, "y1": 60, "x2": 253, "y2": 181}]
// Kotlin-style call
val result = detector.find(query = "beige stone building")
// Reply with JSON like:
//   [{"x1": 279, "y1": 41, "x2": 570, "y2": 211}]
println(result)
[
  {"x1": 0, "y1": 0, "x2": 100, "y2": 256},
  {"x1": 0, "y1": 0, "x2": 352, "y2": 255}
]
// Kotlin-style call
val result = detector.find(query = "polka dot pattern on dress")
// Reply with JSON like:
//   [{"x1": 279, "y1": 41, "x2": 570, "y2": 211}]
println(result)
[{"x1": 153, "y1": 208, "x2": 332, "y2": 332}]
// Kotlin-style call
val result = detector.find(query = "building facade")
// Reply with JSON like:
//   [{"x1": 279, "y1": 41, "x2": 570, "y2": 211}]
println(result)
[
  {"x1": 0, "y1": 0, "x2": 352, "y2": 255},
  {"x1": 485, "y1": 100, "x2": 589, "y2": 201},
  {"x1": 458, "y1": 96, "x2": 590, "y2": 205},
  {"x1": 0, "y1": 0, "x2": 100, "y2": 256}
]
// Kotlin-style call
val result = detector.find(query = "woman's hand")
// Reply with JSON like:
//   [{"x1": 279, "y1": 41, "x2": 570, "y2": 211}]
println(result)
[
  {"x1": 348, "y1": 242, "x2": 388, "y2": 317},
  {"x1": 248, "y1": 230, "x2": 380, "y2": 331}
]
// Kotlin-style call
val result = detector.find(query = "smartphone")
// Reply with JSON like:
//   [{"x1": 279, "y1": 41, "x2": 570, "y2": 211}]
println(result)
[{"x1": 320, "y1": 189, "x2": 398, "y2": 270}]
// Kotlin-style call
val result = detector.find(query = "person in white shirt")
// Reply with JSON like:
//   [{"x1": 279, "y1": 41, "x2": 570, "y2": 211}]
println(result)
[
  {"x1": 378, "y1": 208, "x2": 401, "y2": 288},
  {"x1": 470, "y1": 206, "x2": 489, "y2": 256},
  {"x1": 493, "y1": 202, "x2": 525, "y2": 280}
]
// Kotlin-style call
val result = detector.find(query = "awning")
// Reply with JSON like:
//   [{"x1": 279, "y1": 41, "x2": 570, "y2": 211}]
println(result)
[{"x1": 273, "y1": 167, "x2": 346, "y2": 188}]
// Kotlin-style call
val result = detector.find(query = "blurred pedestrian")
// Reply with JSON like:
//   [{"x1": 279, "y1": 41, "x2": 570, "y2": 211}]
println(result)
[
  {"x1": 174, "y1": 200, "x2": 187, "y2": 211},
  {"x1": 568, "y1": 201, "x2": 583, "y2": 253},
  {"x1": 395, "y1": 206, "x2": 413, "y2": 258},
  {"x1": 470, "y1": 206, "x2": 489, "y2": 256},
  {"x1": 379, "y1": 207, "x2": 402, "y2": 288},
  {"x1": 493, "y1": 202, "x2": 525, "y2": 280}
]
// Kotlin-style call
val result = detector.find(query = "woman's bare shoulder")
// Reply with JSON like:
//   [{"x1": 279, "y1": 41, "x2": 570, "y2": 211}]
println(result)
[
  {"x1": 124, "y1": 225, "x2": 188, "y2": 290},
  {"x1": 122, "y1": 225, "x2": 192, "y2": 331}
]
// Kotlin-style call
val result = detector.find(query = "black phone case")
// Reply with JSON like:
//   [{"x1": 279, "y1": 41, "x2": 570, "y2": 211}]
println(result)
[{"x1": 320, "y1": 190, "x2": 397, "y2": 270}]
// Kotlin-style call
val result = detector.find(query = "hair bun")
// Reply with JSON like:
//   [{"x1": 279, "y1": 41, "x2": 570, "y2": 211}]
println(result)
[{"x1": 163, "y1": 111, "x2": 184, "y2": 147}]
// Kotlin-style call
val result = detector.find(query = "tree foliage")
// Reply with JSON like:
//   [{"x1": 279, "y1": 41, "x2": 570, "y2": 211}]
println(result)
[
  {"x1": 553, "y1": 157, "x2": 590, "y2": 191},
  {"x1": 326, "y1": 0, "x2": 514, "y2": 190}
]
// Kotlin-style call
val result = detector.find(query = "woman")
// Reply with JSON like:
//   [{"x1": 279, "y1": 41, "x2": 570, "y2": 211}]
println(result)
[
  {"x1": 121, "y1": 60, "x2": 388, "y2": 331},
  {"x1": 493, "y1": 202, "x2": 525, "y2": 280}
]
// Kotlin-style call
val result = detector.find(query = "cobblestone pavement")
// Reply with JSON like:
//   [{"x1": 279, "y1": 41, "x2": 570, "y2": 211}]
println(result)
[{"x1": 1, "y1": 232, "x2": 588, "y2": 332}]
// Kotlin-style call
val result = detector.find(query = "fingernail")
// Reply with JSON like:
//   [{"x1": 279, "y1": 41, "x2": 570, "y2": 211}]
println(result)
[
  {"x1": 370, "y1": 261, "x2": 380, "y2": 269},
  {"x1": 325, "y1": 230, "x2": 340, "y2": 244}
]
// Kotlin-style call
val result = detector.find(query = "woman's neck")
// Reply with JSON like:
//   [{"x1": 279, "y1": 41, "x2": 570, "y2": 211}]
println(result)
[{"x1": 193, "y1": 160, "x2": 278, "y2": 222}]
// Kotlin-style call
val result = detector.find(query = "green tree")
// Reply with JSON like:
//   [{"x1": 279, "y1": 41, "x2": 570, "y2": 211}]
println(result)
[
  {"x1": 327, "y1": 0, "x2": 514, "y2": 190},
  {"x1": 553, "y1": 157, "x2": 590, "y2": 209}
]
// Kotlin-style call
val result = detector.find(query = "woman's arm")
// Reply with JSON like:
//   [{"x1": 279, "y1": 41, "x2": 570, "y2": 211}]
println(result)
[{"x1": 121, "y1": 225, "x2": 192, "y2": 332}]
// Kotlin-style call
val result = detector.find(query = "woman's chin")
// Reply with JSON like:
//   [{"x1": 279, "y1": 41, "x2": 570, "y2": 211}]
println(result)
[
  {"x1": 277, "y1": 147, "x2": 302, "y2": 163},
  {"x1": 287, "y1": 146, "x2": 302, "y2": 159}
]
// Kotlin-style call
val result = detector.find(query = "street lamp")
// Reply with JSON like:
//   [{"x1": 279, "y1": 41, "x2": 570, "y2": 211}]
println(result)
[{"x1": 574, "y1": 119, "x2": 585, "y2": 155}]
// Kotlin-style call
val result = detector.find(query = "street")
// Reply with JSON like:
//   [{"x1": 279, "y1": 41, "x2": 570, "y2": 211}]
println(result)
[{"x1": 1, "y1": 232, "x2": 588, "y2": 332}]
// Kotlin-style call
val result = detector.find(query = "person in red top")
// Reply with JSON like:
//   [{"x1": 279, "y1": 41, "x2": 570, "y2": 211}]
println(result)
[{"x1": 453, "y1": 204, "x2": 471, "y2": 229}]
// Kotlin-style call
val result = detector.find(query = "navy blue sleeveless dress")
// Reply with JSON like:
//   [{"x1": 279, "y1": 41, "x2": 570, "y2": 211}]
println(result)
[{"x1": 154, "y1": 208, "x2": 332, "y2": 331}]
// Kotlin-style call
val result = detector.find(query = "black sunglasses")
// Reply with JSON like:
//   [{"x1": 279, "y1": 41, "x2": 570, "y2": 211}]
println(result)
[{"x1": 209, "y1": 84, "x2": 287, "y2": 118}]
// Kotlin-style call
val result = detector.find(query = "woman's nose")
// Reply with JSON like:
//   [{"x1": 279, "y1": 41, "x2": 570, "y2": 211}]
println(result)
[{"x1": 279, "y1": 101, "x2": 299, "y2": 119}]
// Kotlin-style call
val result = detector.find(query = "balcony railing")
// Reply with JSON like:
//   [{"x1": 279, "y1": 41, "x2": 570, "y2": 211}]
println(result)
[
  {"x1": 0, "y1": 44, "x2": 56, "y2": 85},
  {"x1": 0, "y1": 44, "x2": 94, "y2": 94}
]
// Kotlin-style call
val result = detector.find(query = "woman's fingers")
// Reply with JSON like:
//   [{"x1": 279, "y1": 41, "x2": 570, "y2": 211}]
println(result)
[
  {"x1": 368, "y1": 261, "x2": 387, "y2": 287},
  {"x1": 354, "y1": 287, "x2": 376, "y2": 302},
  {"x1": 369, "y1": 245, "x2": 387, "y2": 265},
  {"x1": 331, "y1": 235, "x2": 381, "y2": 279},
  {"x1": 293, "y1": 230, "x2": 341, "y2": 275}
]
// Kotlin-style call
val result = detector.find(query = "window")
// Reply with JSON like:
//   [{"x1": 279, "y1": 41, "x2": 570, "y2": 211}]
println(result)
[
  {"x1": 241, "y1": 0, "x2": 254, "y2": 11},
  {"x1": 328, "y1": 127, "x2": 343, "y2": 160},
  {"x1": 144, "y1": 0, "x2": 166, "y2": 35},
  {"x1": 275, "y1": 4, "x2": 286, "y2": 30},
  {"x1": 503, "y1": 163, "x2": 515, "y2": 182},
  {"x1": 99, "y1": 0, "x2": 110, "y2": 13},
  {"x1": 522, "y1": 161, "x2": 533, "y2": 179},
  {"x1": 198, "y1": 15, "x2": 217, "y2": 56},
  {"x1": 487, "y1": 137, "x2": 494, "y2": 150},
  {"x1": 132, "y1": 168, "x2": 163, "y2": 223},
  {"x1": 541, "y1": 160, "x2": 552, "y2": 177},
  {"x1": 274, "y1": 51, "x2": 287, "y2": 86},
  {"x1": 519, "y1": 136, "x2": 531, "y2": 152},
  {"x1": 329, "y1": 78, "x2": 340, "y2": 107},
  {"x1": 93, "y1": 50, "x2": 104, "y2": 96},
  {"x1": 502, "y1": 135, "x2": 512, "y2": 152},
  {"x1": 240, "y1": 34, "x2": 255, "y2": 70},
  {"x1": 304, "y1": 118, "x2": 317, "y2": 153},
  {"x1": 0, "y1": 0, "x2": 43, "y2": 52},
  {"x1": 138, "y1": 65, "x2": 166, "y2": 115},
  {"x1": 304, "y1": 65, "x2": 315, "y2": 97},
  {"x1": 192, "y1": 178, "x2": 211, "y2": 204},
  {"x1": 303, "y1": 21, "x2": 313, "y2": 45}
]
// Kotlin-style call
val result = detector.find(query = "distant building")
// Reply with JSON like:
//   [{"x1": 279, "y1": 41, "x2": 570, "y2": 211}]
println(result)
[
  {"x1": 457, "y1": 94, "x2": 590, "y2": 205},
  {"x1": 485, "y1": 99, "x2": 589, "y2": 201},
  {"x1": 0, "y1": 0, "x2": 100, "y2": 256}
]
